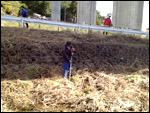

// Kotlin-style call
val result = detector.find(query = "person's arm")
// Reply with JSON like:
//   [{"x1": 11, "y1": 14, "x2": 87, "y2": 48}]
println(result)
[
  {"x1": 71, "y1": 47, "x2": 75, "y2": 52},
  {"x1": 109, "y1": 19, "x2": 112, "y2": 26},
  {"x1": 71, "y1": 47, "x2": 75, "y2": 56},
  {"x1": 20, "y1": 10, "x2": 22, "y2": 15}
]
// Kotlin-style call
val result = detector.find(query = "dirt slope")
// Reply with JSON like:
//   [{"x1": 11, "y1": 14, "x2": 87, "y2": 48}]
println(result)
[{"x1": 1, "y1": 27, "x2": 149, "y2": 79}]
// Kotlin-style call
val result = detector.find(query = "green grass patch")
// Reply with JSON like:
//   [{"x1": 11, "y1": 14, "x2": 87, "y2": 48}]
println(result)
[
  {"x1": 128, "y1": 75, "x2": 139, "y2": 79},
  {"x1": 20, "y1": 104, "x2": 34, "y2": 112},
  {"x1": 27, "y1": 66, "x2": 39, "y2": 77},
  {"x1": 84, "y1": 86, "x2": 92, "y2": 94},
  {"x1": 21, "y1": 82, "x2": 30, "y2": 88},
  {"x1": 1, "y1": 21, "x2": 89, "y2": 34},
  {"x1": 1, "y1": 82, "x2": 6, "y2": 87},
  {"x1": 72, "y1": 75, "x2": 82, "y2": 83},
  {"x1": 1, "y1": 21, "x2": 20, "y2": 28}
]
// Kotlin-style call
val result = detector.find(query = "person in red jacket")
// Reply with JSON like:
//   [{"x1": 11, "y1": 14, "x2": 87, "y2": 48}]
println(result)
[{"x1": 103, "y1": 15, "x2": 112, "y2": 35}]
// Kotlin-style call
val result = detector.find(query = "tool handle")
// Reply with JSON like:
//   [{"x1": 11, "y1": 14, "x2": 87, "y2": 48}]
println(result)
[{"x1": 69, "y1": 56, "x2": 72, "y2": 81}]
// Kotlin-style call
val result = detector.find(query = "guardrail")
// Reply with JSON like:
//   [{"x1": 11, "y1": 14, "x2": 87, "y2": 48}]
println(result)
[{"x1": 1, "y1": 15, "x2": 149, "y2": 36}]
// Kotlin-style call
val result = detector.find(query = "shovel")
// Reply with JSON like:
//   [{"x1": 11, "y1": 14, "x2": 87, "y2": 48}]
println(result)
[{"x1": 69, "y1": 56, "x2": 72, "y2": 81}]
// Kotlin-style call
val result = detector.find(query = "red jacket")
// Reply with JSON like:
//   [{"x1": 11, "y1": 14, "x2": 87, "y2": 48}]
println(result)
[{"x1": 104, "y1": 18, "x2": 112, "y2": 26}]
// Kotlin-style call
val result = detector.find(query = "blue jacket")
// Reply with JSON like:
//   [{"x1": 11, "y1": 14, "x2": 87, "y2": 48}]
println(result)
[
  {"x1": 62, "y1": 44, "x2": 73, "y2": 63},
  {"x1": 20, "y1": 9, "x2": 28, "y2": 18}
]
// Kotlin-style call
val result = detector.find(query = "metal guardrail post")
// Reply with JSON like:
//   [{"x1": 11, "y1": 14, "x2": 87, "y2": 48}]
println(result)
[
  {"x1": 21, "y1": 18, "x2": 24, "y2": 28},
  {"x1": 78, "y1": 25, "x2": 81, "y2": 33},
  {"x1": 119, "y1": 29, "x2": 122, "y2": 34},
  {"x1": 88, "y1": 26, "x2": 92, "y2": 34}
]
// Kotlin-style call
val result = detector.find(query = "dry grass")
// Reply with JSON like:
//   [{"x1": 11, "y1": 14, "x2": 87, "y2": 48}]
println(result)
[{"x1": 1, "y1": 70, "x2": 149, "y2": 112}]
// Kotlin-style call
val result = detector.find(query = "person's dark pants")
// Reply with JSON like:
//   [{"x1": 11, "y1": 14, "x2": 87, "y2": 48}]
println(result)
[
  {"x1": 103, "y1": 25, "x2": 110, "y2": 35},
  {"x1": 25, "y1": 23, "x2": 28, "y2": 28},
  {"x1": 103, "y1": 31, "x2": 108, "y2": 35},
  {"x1": 63, "y1": 62, "x2": 70, "y2": 78}
]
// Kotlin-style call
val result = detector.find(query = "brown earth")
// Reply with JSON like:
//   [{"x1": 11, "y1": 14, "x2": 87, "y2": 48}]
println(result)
[
  {"x1": 1, "y1": 27, "x2": 149, "y2": 112},
  {"x1": 1, "y1": 27, "x2": 149, "y2": 80}
]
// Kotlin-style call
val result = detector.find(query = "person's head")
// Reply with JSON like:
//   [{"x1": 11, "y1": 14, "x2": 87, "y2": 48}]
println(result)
[
  {"x1": 66, "y1": 41, "x2": 72, "y2": 50},
  {"x1": 21, "y1": 6, "x2": 25, "y2": 10},
  {"x1": 107, "y1": 13, "x2": 111, "y2": 18}
]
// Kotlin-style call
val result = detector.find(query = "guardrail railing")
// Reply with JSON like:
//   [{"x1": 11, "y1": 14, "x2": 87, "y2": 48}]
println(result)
[{"x1": 1, "y1": 15, "x2": 149, "y2": 36}]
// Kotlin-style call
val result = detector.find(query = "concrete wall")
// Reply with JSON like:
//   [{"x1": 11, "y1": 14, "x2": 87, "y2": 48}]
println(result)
[
  {"x1": 77, "y1": 1, "x2": 96, "y2": 25},
  {"x1": 112, "y1": 1, "x2": 144, "y2": 30},
  {"x1": 51, "y1": 1, "x2": 61, "y2": 21}
]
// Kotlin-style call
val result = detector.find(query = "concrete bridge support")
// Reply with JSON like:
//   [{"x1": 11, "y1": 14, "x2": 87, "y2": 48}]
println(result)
[
  {"x1": 77, "y1": 1, "x2": 96, "y2": 25},
  {"x1": 51, "y1": 1, "x2": 61, "y2": 21},
  {"x1": 50, "y1": 1, "x2": 144, "y2": 30},
  {"x1": 112, "y1": 1, "x2": 144, "y2": 30}
]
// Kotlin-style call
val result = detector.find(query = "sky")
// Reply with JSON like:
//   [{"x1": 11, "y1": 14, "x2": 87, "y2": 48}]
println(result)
[
  {"x1": 142, "y1": 1, "x2": 149, "y2": 31},
  {"x1": 96, "y1": 1, "x2": 113, "y2": 17},
  {"x1": 96, "y1": 1, "x2": 149, "y2": 31}
]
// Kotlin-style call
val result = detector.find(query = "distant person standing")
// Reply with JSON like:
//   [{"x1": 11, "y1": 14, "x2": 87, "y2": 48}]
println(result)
[
  {"x1": 62, "y1": 41, "x2": 75, "y2": 79},
  {"x1": 20, "y1": 6, "x2": 29, "y2": 28},
  {"x1": 103, "y1": 13, "x2": 112, "y2": 35}
]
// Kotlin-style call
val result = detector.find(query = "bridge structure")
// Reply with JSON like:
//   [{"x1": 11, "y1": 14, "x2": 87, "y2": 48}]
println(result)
[{"x1": 51, "y1": 1, "x2": 144, "y2": 31}]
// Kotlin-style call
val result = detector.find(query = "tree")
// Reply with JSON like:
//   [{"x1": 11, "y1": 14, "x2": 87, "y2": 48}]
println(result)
[
  {"x1": 61, "y1": 1, "x2": 72, "y2": 21},
  {"x1": 21, "y1": 1, "x2": 51, "y2": 16},
  {"x1": 67, "y1": 1, "x2": 77, "y2": 22},
  {"x1": 61, "y1": 1, "x2": 77, "y2": 22},
  {"x1": 1, "y1": 1, "x2": 27, "y2": 16},
  {"x1": 96, "y1": 10, "x2": 103, "y2": 26}
]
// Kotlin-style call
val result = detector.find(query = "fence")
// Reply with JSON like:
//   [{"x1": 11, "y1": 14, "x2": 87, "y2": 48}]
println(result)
[{"x1": 1, "y1": 15, "x2": 149, "y2": 36}]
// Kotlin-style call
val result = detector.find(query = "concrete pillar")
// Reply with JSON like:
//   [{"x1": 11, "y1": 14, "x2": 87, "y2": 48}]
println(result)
[
  {"x1": 51, "y1": 1, "x2": 61, "y2": 21},
  {"x1": 77, "y1": 1, "x2": 96, "y2": 25},
  {"x1": 112, "y1": 1, "x2": 144, "y2": 30}
]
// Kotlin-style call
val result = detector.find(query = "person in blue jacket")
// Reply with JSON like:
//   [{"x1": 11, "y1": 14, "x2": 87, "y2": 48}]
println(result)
[
  {"x1": 62, "y1": 41, "x2": 75, "y2": 79},
  {"x1": 20, "y1": 6, "x2": 29, "y2": 28}
]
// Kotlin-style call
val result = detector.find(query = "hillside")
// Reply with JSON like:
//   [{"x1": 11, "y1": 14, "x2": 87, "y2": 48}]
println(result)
[{"x1": 1, "y1": 27, "x2": 149, "y2": 112}]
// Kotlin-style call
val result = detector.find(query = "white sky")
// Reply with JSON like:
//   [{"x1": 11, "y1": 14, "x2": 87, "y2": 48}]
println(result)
[
  {"x1": 96, "y1": 1, "x2": 113, "y2": 17},
  {"x1": 142, "y1": 1, "x2": 149, "y2": 31},
  {"x1": 96, "y1": 1, "x2": 149, "y2": 31}
]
